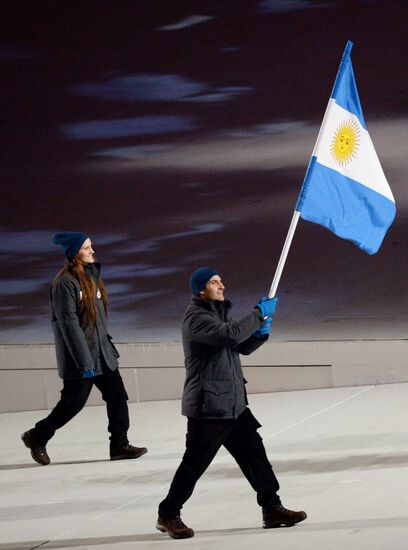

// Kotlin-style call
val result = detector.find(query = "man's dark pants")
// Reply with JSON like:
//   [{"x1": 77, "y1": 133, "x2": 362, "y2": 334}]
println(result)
[
  {"x1": 30, "y1": 365, "x2": 129, "y2": 449},
  {"x1": 159, "y1": 407, "x2": 281, "y2": 518}
]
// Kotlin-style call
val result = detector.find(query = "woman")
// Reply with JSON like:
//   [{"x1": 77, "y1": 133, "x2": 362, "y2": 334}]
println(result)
[{"x1": 22, "y1": 231, "x2": 147, "y2": 465}]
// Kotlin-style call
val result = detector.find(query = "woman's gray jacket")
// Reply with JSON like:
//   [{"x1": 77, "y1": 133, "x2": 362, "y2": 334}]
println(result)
[
  {"x1": 181, "y1": 296, "x2": 267, "y2": 419},
  {"x1": 50, "y1": 263, "x2": 120, "y2": 380}
]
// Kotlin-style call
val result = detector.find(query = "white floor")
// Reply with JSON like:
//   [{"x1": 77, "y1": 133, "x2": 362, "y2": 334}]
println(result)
[{"x1": 1, "y1": 384, "x2": 408, "y2": 550}]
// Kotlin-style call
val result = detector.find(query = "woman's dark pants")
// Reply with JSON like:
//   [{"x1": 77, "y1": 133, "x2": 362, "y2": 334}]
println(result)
[{"x1": 30, "y1": 367, "x2": 129, "y2": 450}]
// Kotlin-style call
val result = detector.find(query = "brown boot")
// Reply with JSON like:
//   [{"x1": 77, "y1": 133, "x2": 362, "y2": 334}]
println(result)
[
  {"x1": 110, "y1": 444, "x2": 147, "y2": 461},
  {"x1": 156, "y1": 515, "x2": 194, "y2": 539},
  {"x1": 263, "y1": 505, "x2": 307, "y2": 528},
  {"x1": 21, "y1": 431, "x2": 50, "y2": 466}
]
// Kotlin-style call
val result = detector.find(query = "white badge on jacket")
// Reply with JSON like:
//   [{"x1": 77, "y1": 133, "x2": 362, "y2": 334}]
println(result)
[{"x1": 79, "y1": 289, "x2": 101, "y2": 300}]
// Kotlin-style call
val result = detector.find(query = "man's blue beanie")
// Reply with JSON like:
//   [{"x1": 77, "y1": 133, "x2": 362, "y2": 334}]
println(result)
[
  {"x1": 190, "y1": 267, "x2": 219, "y2": 295},
  {"x1": 53, "y1": 232, "x2": 88, "y2": 261}
]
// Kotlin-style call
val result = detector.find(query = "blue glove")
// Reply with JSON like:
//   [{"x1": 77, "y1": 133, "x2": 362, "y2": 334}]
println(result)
[
  {"x1": 83, "y1": 369, "x2": 96, "y2": 379},
  {"x1": 253, "y1": 316, "x2": 272, "y2": 339},
  {"x1": 256, "y1": 296, "x2": 278, "y2": 317}
]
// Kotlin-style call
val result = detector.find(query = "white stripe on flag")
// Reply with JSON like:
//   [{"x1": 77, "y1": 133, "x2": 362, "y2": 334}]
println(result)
[{"x1": 313, "y1": 99, "x2": 394, "y2": 203}]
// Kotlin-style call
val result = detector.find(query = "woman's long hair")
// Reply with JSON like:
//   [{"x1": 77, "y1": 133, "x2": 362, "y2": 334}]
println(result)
[{"x1": 57, "y1": 257, "x2": 108, "y2": 330}]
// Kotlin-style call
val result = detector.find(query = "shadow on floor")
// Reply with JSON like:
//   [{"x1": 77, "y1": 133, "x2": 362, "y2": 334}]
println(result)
[
  {"x1": 204, "y1": 452, "x2": 408, "y2": 478},
  {"x1": 4, "y1": 449, "x2": 408, "y2": 474},
  {"x1": 0, "y1": 459, "x2": 110, "y2": 471},
  {"x1": 3, "y1": 517, "x2": 408, "y2": 550}
]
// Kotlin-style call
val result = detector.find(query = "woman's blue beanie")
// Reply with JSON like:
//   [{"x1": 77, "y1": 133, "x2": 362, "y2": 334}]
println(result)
[
  {"x1": 53, "y1": 232, "x2": 88, "y2": 261},
  {"x1": 190, "y1": 267, "x2": 219, "y2": 295}
]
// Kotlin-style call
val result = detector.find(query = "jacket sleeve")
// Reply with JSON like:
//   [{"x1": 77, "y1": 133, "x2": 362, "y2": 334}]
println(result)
[
  {"x1": 52, "y1": 279, "x2": 94, "y2": 371},
  {"x1": 237, "y1": 334, "x2": 268, "y2": 355},
  {"x1": 188, "y1": 309, "x2": 263, "y2": 348}
]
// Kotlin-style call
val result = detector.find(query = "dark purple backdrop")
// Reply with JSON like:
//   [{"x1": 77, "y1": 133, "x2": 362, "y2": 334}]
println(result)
[{"x1": 1, "y1": 1, "x2": 407, "y2": 343}]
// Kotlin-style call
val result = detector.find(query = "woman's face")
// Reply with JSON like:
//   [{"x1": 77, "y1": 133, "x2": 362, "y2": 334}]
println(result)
[{"x1": 78, "y1": 238, "x2": 95, "y2": 264}]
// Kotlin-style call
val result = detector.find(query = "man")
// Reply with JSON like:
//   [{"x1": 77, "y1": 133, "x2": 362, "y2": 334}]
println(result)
[
  {"x1": 156, "y1": 267, "x2": 306, "y2": 539},
  {"x1": 22, "y1": 232, "x2": 147, "y2": 465}
]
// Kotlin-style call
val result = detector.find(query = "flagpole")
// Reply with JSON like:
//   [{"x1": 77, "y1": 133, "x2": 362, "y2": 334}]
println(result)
[
  {"x1": 268, "y1": 210, "x2": 300, "y2": 298},
  {"x1": 267, "y1": 40, "x2": 354, "y2": 299}
]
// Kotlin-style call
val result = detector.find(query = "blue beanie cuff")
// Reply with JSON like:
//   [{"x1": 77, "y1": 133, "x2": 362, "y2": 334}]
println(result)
[{"x1": 190, "y1": 267, "x2": 219, "y2": 295}]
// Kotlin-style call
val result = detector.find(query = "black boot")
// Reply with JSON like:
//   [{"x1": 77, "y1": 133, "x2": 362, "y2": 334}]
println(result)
[
  {"x1": 21, "y1": 430, "x2": 50, "y2": 466},
  {"x1": 110, "y1": 444, "x2": 147, "y2": 460},
  {"x1": 156, "y1": 515, "x2": 194, "y2": 539},
  {"x1": 263, "y1": 505, "x2": 307, "y2": 528}
]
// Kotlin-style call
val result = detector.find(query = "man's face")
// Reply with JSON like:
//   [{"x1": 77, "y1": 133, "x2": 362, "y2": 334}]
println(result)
[
  {"x1": 77, "y1": 238, "x2": 95, "y2": 264},
  {"x1": 200, "y1": 275, "x2": 225, "y2": 301}
]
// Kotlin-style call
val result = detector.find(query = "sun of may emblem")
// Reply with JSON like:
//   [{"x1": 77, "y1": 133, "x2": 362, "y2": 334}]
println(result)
[{"x1": 330, "y1": 119, "x2": 360, "y2": 165}]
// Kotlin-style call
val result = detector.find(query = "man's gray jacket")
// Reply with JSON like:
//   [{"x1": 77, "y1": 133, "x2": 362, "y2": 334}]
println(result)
[
  {"x1": 181, "y1": 296, "x2": 267, "y2": 419},
  {"x1": 50, "y1": 263, "x2": 120, "y2": 380}
]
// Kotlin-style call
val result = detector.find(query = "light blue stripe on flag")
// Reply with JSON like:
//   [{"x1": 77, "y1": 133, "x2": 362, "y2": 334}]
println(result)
[
  {"x1": 331, "y1": 45, "x2": 366, "y2": 130},
  {"x1": 298, "y1": 158, "x2": 396, "y2": 254}
]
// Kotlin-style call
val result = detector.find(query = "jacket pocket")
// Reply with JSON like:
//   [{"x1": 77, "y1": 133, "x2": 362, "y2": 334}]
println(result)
[{"x1": 201, "y1": 380, "x2": 234, "y2": 417}]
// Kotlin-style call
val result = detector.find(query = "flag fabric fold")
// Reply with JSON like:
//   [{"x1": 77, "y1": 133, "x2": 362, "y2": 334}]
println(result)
[{"x1": 296, "y1": 40, "x2": 395, "y2": 255}]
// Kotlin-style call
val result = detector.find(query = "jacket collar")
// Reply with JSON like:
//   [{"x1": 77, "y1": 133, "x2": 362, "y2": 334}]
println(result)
[
  {"x1": 191, "y1": 295, "x2": 232, "y2": 313},
  {"x1": 84, "y1": 262, "x2": 101, "y2": 280}
]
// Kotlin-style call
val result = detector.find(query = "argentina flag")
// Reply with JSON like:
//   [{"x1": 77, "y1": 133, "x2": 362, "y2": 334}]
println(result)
[{"x1": 296, "y1": 41, "x2": 395, "y2": 255}]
